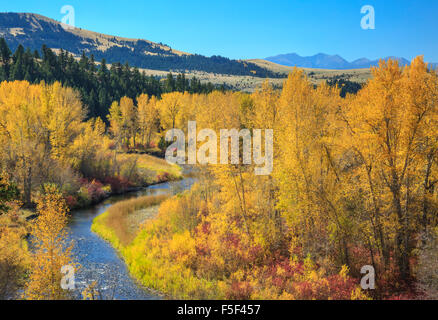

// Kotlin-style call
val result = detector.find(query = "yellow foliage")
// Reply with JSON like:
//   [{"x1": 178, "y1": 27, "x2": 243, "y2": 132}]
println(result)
[{"x1": 24, "y1": 185, "x2": 78, "y2": 300}]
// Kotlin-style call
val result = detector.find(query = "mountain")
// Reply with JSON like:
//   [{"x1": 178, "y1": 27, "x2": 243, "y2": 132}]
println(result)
[
  {"x1": 266, "y1": 53, "x2": 350, "y2": 69},
  {"x1": 350, "y1": 56, "x2": 411, "y2": 69},
  {"x1": 266, "y1": 53, "x2": 416, "y2": 70},
  {"x1": 0, "y1": 12, "x2": 279, "y2": 77}
]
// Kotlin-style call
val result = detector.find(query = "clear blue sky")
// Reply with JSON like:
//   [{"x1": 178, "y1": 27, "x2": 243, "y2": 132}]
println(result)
[{"x1": 2, "y1": 0, "x2": 438, "y2": 62}]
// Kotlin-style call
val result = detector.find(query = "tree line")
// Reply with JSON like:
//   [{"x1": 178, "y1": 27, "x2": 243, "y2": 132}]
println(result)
[{"x1": 0, "y1": 38, "x2": 227, "y2": 120}]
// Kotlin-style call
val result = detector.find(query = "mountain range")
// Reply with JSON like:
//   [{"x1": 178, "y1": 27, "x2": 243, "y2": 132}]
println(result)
[
  {"x1": 0, "y1": 12, "x2": 435, "y2": 76},
  {"x1": 266, "y1": 53, "x2": 437, "y2": 70}
]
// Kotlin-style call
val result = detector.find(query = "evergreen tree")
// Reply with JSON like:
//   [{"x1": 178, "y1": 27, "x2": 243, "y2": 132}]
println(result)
[
  {"x1": 10, "y1": 45, "x2": 25, "y2": 80},
  {"x1": 0, "y1": 39, "x2": 224, "y2": 123},
  {"x1": 0, "y1": 38, "x2": 11, "y2": 79},
  {"x1": 165, "y1": 73, "x2": 176, "y2": 92}
]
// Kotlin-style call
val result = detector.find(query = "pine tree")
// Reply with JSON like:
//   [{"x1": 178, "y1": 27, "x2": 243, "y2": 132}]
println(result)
[
  {"x1": 0, "y1": 38, "x2": 11, "y2": 79},
  {"x1": 10, "y1": 45, "x2": 25, "y2": 80}
]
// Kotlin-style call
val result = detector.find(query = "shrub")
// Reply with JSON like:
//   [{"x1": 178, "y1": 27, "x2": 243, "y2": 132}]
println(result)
[
  {"x1": 416, "y1": 228, "x2": 438, "y2": 299},
  {"x1": 148, "y1": 141, "x2": 157, "y2": 149},
  {"x1": 64, "y1": 195, "x2": 78, "y2": 209},
  {"x1": 156, "y1": 172, "x2": 171, "y2": 183},
  {"x1": 103, "y1": 176, "x2": 133, "y2": 194}
]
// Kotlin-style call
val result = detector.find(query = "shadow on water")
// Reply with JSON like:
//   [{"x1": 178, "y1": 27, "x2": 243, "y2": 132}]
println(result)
[{"x1": 67, "y1": 177, "x2": 195, "y2": 300}]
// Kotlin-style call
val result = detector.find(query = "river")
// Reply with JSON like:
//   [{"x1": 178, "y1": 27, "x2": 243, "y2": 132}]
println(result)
[{"x1": 66, "y1": 177, "x2": 195, "y2": 300}]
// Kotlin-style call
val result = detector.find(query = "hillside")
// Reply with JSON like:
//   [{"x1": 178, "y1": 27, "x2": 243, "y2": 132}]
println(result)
[
  {"x1": 0, "y1": 12, "x2": 279, "y2": 77},
  {"x1": 138, "y1": 59, "x2": 372, "y2": 92},
  {"x1": 0, "y1": 12, "x2": 378, "y2": 93},
  {"x1": 247, "y1": 59, "x2": 372, "y2": 84}
]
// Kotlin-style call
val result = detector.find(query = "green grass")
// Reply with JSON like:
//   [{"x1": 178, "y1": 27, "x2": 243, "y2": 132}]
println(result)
[
  {"x1": 91, "y1": 194, "x2": 168, "y2": 246},
  {"x1": 91, "y1": 210, "x2": 124, "y2": 251},
  {"x1": 117, "y1": 153, "x2": 182, "y2": 181},
  {"x1": 91, "y1": 192, "x2": 223, "y2": 299},
  {"x1": 122, "y1": 228, "x2": 224, "y2": 299}
]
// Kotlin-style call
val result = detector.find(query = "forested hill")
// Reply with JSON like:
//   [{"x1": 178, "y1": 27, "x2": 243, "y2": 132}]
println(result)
[
  {"x1": 0, "y1": 38, "x2": 227, "y2": 120},
  {"x1": 0, "y1": 12, "x2": 280, "y2": 78}
]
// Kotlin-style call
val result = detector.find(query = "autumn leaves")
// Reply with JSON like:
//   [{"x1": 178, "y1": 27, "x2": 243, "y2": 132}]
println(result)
[
  {"x1": 275, "y1": 57, "x2": 438, "y2": 288},
  {"x1": 126, "y1": 57, "x2": 438, "y2": 299},
  {"x1": 1, "y1": 55, "x2": 437, "y2": 299}
]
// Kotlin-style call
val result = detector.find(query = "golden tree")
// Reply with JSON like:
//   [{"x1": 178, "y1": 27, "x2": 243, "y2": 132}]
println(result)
[
  {"x1": 344, "y1": 57, "x2": 438, "y2": 278},
  {"x1": 0, "y1": 81, "x2": 85, "y2": 206},
  {"x1": 0, "y1": 199, "x2": 29, "y2": 299},
  {"x1": 137, "y1": 94, "x2": 159, "y2": 147},
  {"x1": 119, "y1": 96, "x2": 138, "y2": 149},
  {"x1": 274, "y1": 69, "x2": 347, "y2": 263},
  {"x1": 158, "y1": 92, "x2": 185, "y2": 130},
  {"x1": 107, "y1": 100, "x2": 123, "y2": 148},
  {"x1": 25, "y1": 185, "x2": 77, "y2": 300}
]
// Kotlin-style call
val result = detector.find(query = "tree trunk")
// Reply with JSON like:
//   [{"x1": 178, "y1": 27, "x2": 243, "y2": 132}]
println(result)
[{"x1": 23, "y1": 165, "x2": 32, "y2": 207}]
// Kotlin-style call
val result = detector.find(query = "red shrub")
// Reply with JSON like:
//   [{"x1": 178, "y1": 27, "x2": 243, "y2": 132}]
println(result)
[
  {"x1": 201, "y1": 222, "x2": 210, "y2": 234},
  {"x1": 195, "y1": 243, "x2": 211, "y2": 257},
  {"x1": 103, "y1": 176, "x2": 132, "y2": 193},
  {"x1": 226, "y1": 281, "x2": 253, "y2": 300},
  {"x1": 225, "y1": 233, "x2": 241, "y2": 248},
  {"x1": 65, "y1": 195, "x2": 78, "y2": 209},
  {"x1": 87, "y1": 180, "x2": 106, "y2": 201},
  {"x1": 156, "y1": 172, "x2": 171, "y2": 182}
]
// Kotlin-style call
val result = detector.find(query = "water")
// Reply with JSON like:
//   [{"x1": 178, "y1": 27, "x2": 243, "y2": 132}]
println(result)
[{"x1": 67, "y1": 178, "x2": 195, "y2": 300}]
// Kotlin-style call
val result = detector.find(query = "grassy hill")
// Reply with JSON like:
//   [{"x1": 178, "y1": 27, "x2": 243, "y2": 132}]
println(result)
[
  {"x1": 247, "y1": 59, "x2": 372, "y2": 84},
  {"x1": 0, "y1": 12, "x2": 279, "y2": 77}
]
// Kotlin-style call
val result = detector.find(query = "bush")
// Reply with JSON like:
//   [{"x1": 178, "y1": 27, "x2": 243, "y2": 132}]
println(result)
[
  {"x1": 64, "y1": 195, "x2": 78, "y2": 209},
  {"x1": 103, "y1": 176, "x2": 133, "y2": 194},
  {"x1": 156, "y1": 172, "x2": 171, "y2": 183},
  {"x1": 74, "y1": 179, "x2": 111, "y2": 208},
  {"x1": 148, "y1": 141, "x2": 157, "y2": 149},
  {"x1": 417, "y1": 228, "x2": 438, "y2": 299}
]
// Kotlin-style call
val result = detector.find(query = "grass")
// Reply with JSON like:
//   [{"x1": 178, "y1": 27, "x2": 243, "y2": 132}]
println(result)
[
  {"x1": 117, "y1": 153, "x2": 182, "y2": 182},
  {"x1": 0, "y1": 210, "x2": 30, "y2": 231},
  {"x1": 91, "y1": 192, "x2": 215, "y2": 299},
  {"x1": 92, "y1": 187, "x2": 224, "y2": 299},
  {"x1": 247, "y1": 59, "x2": 372, "y2": 84},
  {"x1": 137, "y1": 59, "x2": 372, "y2": 92},
  {"x1": 92, "y1": 194, "x2": 169, "y2": 247},
  {"x1": 122, "y1": 226, "x2": 223, "y2": 300}
]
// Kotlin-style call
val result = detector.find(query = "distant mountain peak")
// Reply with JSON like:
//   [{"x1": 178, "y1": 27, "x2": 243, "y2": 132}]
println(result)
[
  {"x1": 265, "y1": 52, "x2": 350, "y2": 69},
  {"x1": 266, "y1": 52, "x2": 415, "y2": 70}
]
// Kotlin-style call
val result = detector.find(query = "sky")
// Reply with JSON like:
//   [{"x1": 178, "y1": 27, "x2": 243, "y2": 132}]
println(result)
[{"x1": 1, "y1": 0, "x2": 438, "y2": 62}]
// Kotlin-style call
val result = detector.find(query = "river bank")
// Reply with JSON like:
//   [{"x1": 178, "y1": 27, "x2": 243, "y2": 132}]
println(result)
[
  {"x1": 90, "y1": 175, "x2": 226, "y2": 300},
  {"x1": 69, "y1": 178, "x2": 195, "y2": 300},
  {"x1": 21, "y1": 153, "x2": 183, "y2": 223}
]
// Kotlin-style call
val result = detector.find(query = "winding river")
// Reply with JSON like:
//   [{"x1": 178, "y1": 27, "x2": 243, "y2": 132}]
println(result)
[{"x1": 67, "y1": 178, "x2": 195, "y2": 300}]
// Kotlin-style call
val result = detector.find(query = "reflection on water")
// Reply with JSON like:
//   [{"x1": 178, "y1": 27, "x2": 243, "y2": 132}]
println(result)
[{"x1": 67, "y1": 178, "x2": 195, "y2": 300}]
